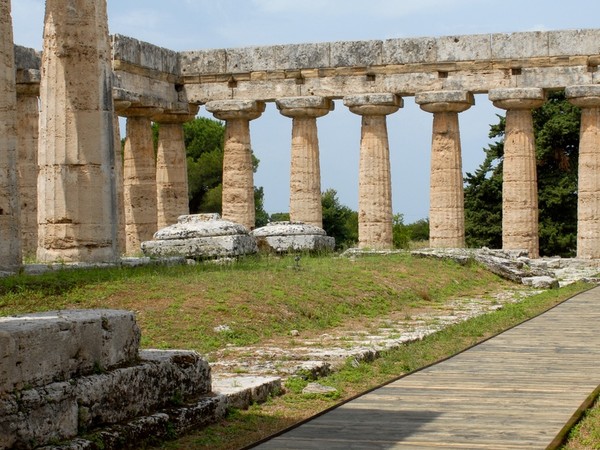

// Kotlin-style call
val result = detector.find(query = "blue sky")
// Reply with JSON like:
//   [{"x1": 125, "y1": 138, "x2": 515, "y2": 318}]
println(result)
[{"x1": 11, "y1": 0, "x2": 600, "y2": 221}]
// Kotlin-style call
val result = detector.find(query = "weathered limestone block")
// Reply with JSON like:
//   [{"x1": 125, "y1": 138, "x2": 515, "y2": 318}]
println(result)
[
  {"x1": 141, "y1": 213, "x2": 258, "y2": 259},
  {"x1": 74, "y1": 350, "x2": 211, "y2": 430},
  {"x1": 490, "y1": 88, "x2": 545, "y2": 258},
  {"x1": 566, "y1": 85, "x2": 600, "y2": 259},
  {"x1": 277, "y1": 97, "x2": 334, "y2": 228},
  {"x1": 344, "y1": 93, "x2": 402, "y2": 249},
  {"x1": 37, "y1": 0, "x2": 119, "y2": 263},
  {"x1": 0, "y1": 310, "x2": 140, "y2": 394},
  {"x1": 416, "y1": 90, "x2": 474, "y2": 248},
  {"x1": 0, "y1": 381, "x2": 78, "y2": 450},
  {"x1": 205, "y1": 100, "x2": 265, "y2": 230},
  {"x1": 0, "y1": 0, "x2": 22, "y2": 271},
  {"x1": 0, "y1": 350, "x2": 212, "y2": 449},
  {"x1": 251, "y1": 222, "x2": 335, "y2": 253}
]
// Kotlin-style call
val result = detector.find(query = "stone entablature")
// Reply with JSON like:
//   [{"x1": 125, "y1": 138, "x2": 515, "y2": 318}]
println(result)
[{"x1": 14, "y1": 29, "x2": 600, "y2": 108}]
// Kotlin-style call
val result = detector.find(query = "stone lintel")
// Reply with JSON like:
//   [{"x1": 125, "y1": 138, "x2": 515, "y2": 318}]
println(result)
[
  {"x1": 566, "y1": 85, "x2": 600, "y2": 108},
  {"x1": 489, "y1": 87, "x2": 546, "y2": 110},
  {"x1": 205, "y1": 99, "x2": 266, "y2": 121},
  {"x1": 276, "y1": 96, "x2": 334, "y2": 118},
  {"x1": 344, "y1": 93, "x2": 402, "y2": 116}
]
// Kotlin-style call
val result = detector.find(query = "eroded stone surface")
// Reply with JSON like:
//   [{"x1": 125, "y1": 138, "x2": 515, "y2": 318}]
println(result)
[
  {"x1": 252, "y1": 222, "x2": 334, "y2": 253},
  {"x1": 0, "y1": 310, "x2": 140, "y2": 394},
  {"x1": 37, "y1": 0, "x2": 118, "y2": 263},
  {"x1": 142, "y1": 214, "x2": 257, "y2": 258}
]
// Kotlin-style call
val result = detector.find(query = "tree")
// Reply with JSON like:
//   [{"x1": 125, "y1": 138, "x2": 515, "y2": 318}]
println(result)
[
  {"x1": 464, "y1": 91, "x2": 580, "y2": 256},
  {"x1": 321, "y1": 189, "x2": 358, "y2": 249}
]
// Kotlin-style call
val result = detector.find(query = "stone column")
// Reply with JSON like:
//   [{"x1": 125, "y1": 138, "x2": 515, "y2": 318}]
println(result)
[
  {"x1": 16, "y1": 81, "x2": 40, "y2": 259},
  {"x1": 205, "y1": 100, "x2": 265, "y2": 230},
  {"x1": 344, "y1": 93, "x2": 402, "y2": 249},
  {"x1": 121, "y1": 109, "x2": 161, "y2": 255},
  {"x1": 276, "y1": 96, "x2": 333, "y2": 228},
  {"x1": 113, "y1": 101, "x2": 129, "y2": 255},
  {"x1": 416, "y1": 90, "x2": 474, "y2": 248},
  {"x1": 37, "y1": 0, "x2": 118, "y2": 263},
  {"x1": 153, "y1": 106, "x2": 199, "y2": 230},
  {"x1": 0, "y1": 0, "x2": 21, "y2": 270},
  {"x1": 566, "y1": 85, "x2": 600, "y2": 259},
  {"x1": 489, "y1": 88, "x2": 545, "y2": 258}
]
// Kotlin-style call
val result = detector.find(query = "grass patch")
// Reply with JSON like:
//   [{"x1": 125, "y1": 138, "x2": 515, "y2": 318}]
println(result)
[
  {"x1": 1, "y1": 255, "x2": 595, "y2": 449},
  {"x1": 152, "y1": 282, "x2": 591, "y2": 450},
  {"x1": 0, "y1": 254, "x2": 511, "y2": 354}
]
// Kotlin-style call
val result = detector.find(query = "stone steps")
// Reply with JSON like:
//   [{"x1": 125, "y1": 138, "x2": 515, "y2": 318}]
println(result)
[
  {"x1": 38, "y1": 376, "x2": 283, "y2": 450},
  {"x1": 0, "y1": 310, "x2": 283, "y2": 450}
]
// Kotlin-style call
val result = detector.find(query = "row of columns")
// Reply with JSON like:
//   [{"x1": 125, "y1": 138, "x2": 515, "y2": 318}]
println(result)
[
  {"x1": 202, "y1": 86, "x2": 600, "y2": 259},
  {"x1": 3, "y1": 0, "x2": 600, "y2": 267}
]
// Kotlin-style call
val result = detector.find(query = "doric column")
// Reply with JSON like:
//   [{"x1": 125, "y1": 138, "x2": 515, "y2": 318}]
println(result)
[
  {"x1": 344, "y1": 93, "x2": 402, "y2": 249},
  {"x1": 16, "y1": 80, "x2": 40, "y2": 259},
  {"x1": 113, "y1": 100, "x2": 130, "y2": 255},
  {"x1": 121, "y1": 108, "x2": 161, "y2": 255},
  {"x1": 37, "y1": 0, "x2": 118, "y2": 263},
  {"x1": 153, "y1": 105, "x2": 199, "y2": 230},
  {"x1": 489, "y1": 88, "x2": 545, "y2": 258},
  {"x1": 416, "y1": 90, "x2": 474, "y2": 248},
  {"x1": 566, "y1": 85, "x2": 600, "y2": 259},
  {"x1": 0, "y1": 0, "x2": 21, "y2": 270},
  {"x1": 205, "y1": 100, "x2": 265, "y2": 230},
  {"x1": 276, "y1": 96, "x2": 333, "y2": 228}
]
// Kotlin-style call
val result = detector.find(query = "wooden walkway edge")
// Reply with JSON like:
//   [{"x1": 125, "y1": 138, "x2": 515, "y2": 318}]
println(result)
[{"x1": 250, "y1": 287, "x2": 600, "y2": 449}]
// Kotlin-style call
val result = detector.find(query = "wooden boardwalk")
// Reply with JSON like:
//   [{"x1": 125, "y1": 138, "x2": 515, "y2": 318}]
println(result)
[{"x1": 252, "y1": 287, "x2": 600, "y2": 449}]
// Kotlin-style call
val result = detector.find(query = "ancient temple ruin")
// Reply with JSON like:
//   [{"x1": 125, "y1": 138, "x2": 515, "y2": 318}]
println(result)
[{"x1": 3, "y1": 0, "x2": 600, "y2": 269}]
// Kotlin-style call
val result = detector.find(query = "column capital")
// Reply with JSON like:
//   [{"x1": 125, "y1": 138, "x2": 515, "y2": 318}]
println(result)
[
  {"x1": 120, "y1": 106, "x2": 164, "y2": 118},
  {"x1": 344, "y1": 93, "x2": 403, "y2": 116},
  {"x1": 276, "y1": 96, "x2": 334, "y2": 118},
  {"x1": 416, "y1": 90, "x2": 474, "y2": 113},
  {"x1": 566, "y1": 85, "x2": 600, "y2": 108},
  {"x1": 489, "y1": 88, "x2": 545, "y2": 110},
  {"x1": 152, "y1": 104, "x2": 200, "y2": 124},
  {"x1": 205, "y1": 99, "x2": 265, "y2": 121}
]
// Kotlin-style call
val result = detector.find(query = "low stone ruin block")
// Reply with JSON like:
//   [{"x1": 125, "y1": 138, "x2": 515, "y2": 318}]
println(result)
[
  {"x1": 251, "y1": 222, "x2": 335, "y2": 253},
  {"x1": 0, "y1": 310, "x2": 141, "y2": 394},
  {"x1": 0, "y1": 349, "x2": 211, "y2": 448},
  {"x1": 141, "y1": 214, "x2": 258, "y2": 259}
]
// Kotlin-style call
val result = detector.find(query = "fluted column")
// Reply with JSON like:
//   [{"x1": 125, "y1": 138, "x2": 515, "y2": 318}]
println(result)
[
  {"x1": 416, "y1": 91, "x2": 474, "y2": 248},
  {"x1": 113, "y1": 100, "x2": 130, "y2": 255},
  {"x1": 566, "y1": 85, "x2": 600, "y2": 259},
  {"x1": 490, "y1": 88, "x2": 545, "y2": 258},
  {"x1": 205, "y1": 100, "x2": 265, "y2": 230},
  {"x1": 153, "y1": 105, "x2": 199, "y2": 230},
  {"x1": 122, "y1": 108, "x2": 161, "y2": 255},
  {"x1": 344, "y1": 93, "x2": 402, "y2": 249},
  {"x1": 0, "y1": 0, "x2": 21, "y2": 269},
  {"x1": 37, "y1": 0, "x2": 118, "y2": 263},
  {"x1": 16, "y1": 82, "x2": 39, "y2": 258},
  {"x1": 277, "y1": 96, "x2": 333, "y2": 228}
]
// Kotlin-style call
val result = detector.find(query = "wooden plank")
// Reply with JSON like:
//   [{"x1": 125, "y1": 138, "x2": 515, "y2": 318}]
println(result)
[{"x1": 253, "y1": 287, "x2": 600, "y2": 449}]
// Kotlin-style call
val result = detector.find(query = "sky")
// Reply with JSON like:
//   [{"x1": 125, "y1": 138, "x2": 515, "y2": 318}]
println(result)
[{"x1": 10, "y1": 0, "x2": 600, "y2": 222}]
